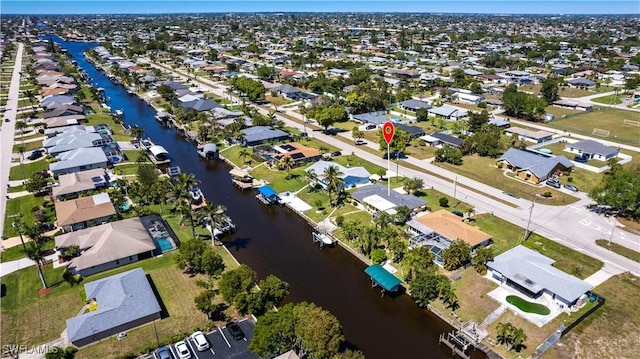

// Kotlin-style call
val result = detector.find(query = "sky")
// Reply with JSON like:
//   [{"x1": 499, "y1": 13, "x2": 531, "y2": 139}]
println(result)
[{"x1": 2, "y1": 0, "x2": 639, "y2": 15}]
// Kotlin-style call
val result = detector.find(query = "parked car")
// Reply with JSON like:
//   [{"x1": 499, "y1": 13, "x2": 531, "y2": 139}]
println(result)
[
  {"x1": 564, "y1": 184, "x2": 579, "y2": 192},
  {"x1": 226, "y1": 321, "x2": 245, "y2": 340},
  {"x1": 331, "y1": 151, "x2": 342, "y2": 157},
  {"x1": 355, "y1": 139, "x2": 366, "y2": 145},
  {"x1": 452, "y1": 211, "x2": 464, "y2": 217},
  {"x1": 382, "y1": 151, "x2": 405, "y2": 159},
  {"x1": 155, "y1": 346, "x2": 172, "y2": 359},
  {"x1": 365, "y1": 124, "x2": 377, "y2": 130},
  {"x1": 546, "y1": 179, "x2": 561, "y2": 189},
  {"x1": 27, "y1": 151, "x2": 43, "y2": 160},
  {"x1": 174, "y1": 341, "x2": 191, "y2": 359},
  {"x1": 190, "y1": 331, "x2": 210, "y2": 351},
  {"x1": 39, "y1": 223, "x2": 55, "y2": 231}
]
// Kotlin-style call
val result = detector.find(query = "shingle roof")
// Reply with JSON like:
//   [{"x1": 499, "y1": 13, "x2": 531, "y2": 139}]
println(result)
[
  {"x1": 498, "y1": 148, "x2": 573, "y2": 179},
  {"x1": 352, "y1": 113, "x2": 387, "y2": 125},
  {"x1": 399, "y1": 99, "x2": 431, "y2": 110},
  {"x1": 305, "y1": 160, "x2": 371, "y2": 181},
  {"x1": 52, "y1": 168, "x2": 108, "y2": 198},
  {"x1": 44, "y1": 133, "x2": 103, "y2": 154},
  {"x1": 351, "y1": 184, "x2": 426, "y2": 211},
  {"x1": 567, "y1": 140, "x2": 617, "y2": 157},
  {"x1": 487, "y1": 245, "x2": 593, "y2": 302},
  {"x1": 407, "y1": 210, "x2": 491, "y2": 247},
  {"x1": 56, "y1": 218, "x2": 156, "y2": 272},
  {"x1": 66, "y1": 268, "x2": 161, "y2": 344},
  {"x1": 431, "y1": 132, "x2": 464, "y2": 147},
  {"x1": 181, "y1": 99, "x2": 223, "y2": 112},
  {"x1": 54, "y1": 193, "x2": 116, "y2": 227},
  {"x1": 428, "y1": 105, "x2": 467, "y2": 118},
  {"x1": 241, "y1": 126, "x2": 290, "y2": 144}
]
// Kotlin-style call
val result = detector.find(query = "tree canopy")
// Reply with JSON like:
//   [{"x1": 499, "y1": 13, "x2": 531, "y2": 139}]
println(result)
[
  {"x1": 589, "y1": 165, "x2": 640, "y2": 218},
  {"x1": 175, "y1": 239, "x2": 225, "y2": 276}
]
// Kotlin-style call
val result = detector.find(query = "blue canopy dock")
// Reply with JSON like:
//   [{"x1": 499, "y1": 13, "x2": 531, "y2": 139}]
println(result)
[
  {"x1": 256, "y1": 185, "x2": 279, "y2": 205},
  {"x1": 365, "y1": 264, "x2": 402, "y2": 297}
]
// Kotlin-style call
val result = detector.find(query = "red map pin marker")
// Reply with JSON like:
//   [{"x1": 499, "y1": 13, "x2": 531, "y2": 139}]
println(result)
[{"x1": 382, "y1": 121, "x2": 395, "y2": 145}]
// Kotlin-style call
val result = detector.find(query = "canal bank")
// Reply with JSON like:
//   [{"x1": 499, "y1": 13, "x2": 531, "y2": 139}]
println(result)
[{"x1": 45, "y1": 35, "x2": 485, "y2": 359}]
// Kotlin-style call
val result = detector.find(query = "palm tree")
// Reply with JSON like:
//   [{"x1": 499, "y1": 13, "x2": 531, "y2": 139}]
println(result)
[
  {"x1": 464, "y1": 207, "x2": 476, "y2": 221},
  {"x1": 24, "y1": 241, "x2": 48, "y2": 289},
  {"x1": 403, "y1": 177, "x2": 424, "y2": 195},
  {"x1": 175, "y1": 172, "x2": 200, "y2": 192},
  {"x1": 279, "y1": 155, "x2": 295, "y2": 180},
  {"x1": 510, "y1": 327, "x2": 527, "y2": 352},
  {"x1": 323, "y1": 165, "x2": 344, "y2": 207},
  {"x1": 340, "y1": 220, "x2": 361, "y2": 242},
  {"x1": 238, "y1": 148, "x2": 251, "y2": 165},
  {"x1": 24, "y1": 89, "x2": 36, "y2": 111},
  {"x1": 151, "y1": 178, "x2": 172, "y2": 215},
  {"x1": 195, "y1": 202, "x2": 228, "y2": 244},
  {"x1": 373, "y1": 211, "x2": 392, "y2": 230},
  {"x1": 496, "y1": 322, "x2": 514, "y2": 348},
  {"x1": 130, "y1": 125, "x2": 144, "y2": 143},
  {"x1": 305, "y1": 169, "x2": 318, "y2": 191}
]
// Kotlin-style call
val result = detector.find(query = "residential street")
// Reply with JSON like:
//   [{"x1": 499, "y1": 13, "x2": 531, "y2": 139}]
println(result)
[
  {"x1": 0, "y1": 42, "x2": 24, "y2": 240},
  {"x1": 139, "y1": 58, "x2": 640, "y2": 276}
]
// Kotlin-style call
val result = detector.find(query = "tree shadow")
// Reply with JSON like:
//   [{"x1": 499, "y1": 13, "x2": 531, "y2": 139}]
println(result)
[{"x1": 223, "y1": 236, "x2": 252, "y2": 251}]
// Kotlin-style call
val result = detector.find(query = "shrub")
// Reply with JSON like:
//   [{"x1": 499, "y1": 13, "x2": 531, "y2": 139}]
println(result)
[
  {"x1": 439, "y1": 197, "x2": 449, "y2": 207},
  {"x1": 370, "y1": 248, "x2": 387, "y2": 264},
  {"x1": 567, "y1": 177, "x2": 573, "y2": 182},
  {"x1": 335, "y1": 215, "x2": 344, "y2": 227},
  {"x1": 542, "y1": 191, "x2": 552, "y2": 198}
]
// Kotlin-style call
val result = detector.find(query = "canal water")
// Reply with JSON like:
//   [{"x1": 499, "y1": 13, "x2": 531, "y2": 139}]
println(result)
[{"x1": 46, "y1": 36, "x2": 484, "y2": 359}]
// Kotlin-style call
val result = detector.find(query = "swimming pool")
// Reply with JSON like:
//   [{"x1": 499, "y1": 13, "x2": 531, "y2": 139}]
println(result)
[
  {"x1": 153, "y1": 237, "x2": 174, "y2": 253},
  {"x1": 109, "y1": 156, "x2": 122, "y2": 163},
  {"x1": 390, "y1": 116, "x2": 401, "y2": 122},
  {"x1": 119, "y1": 201, "x2": 131, "y2": 211}
]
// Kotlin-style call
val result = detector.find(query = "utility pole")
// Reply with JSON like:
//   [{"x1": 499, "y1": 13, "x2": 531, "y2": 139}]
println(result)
[
  {"x1": 523, "y1": 199, "x2": 536, "y2": 242},
  {"x1": 10, "y1": 215, "x2": 27, "y2": 251},
  {"x1": 608, "y1": 216, "x2": 616, "y2": 246},
  {"x1": 453, "y1": 176, "x2": 458, "y2": 201}
]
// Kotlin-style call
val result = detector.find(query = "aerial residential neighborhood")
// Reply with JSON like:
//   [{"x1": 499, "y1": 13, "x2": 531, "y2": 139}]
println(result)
[{"x1": 1, "y1": 2, "x2": 639, "y2": 359}]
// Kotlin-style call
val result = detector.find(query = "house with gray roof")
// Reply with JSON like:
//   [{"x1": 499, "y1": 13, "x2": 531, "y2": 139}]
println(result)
[
  {"x1": 39, "y1": 95, "x2": 76, "y2": 110},
  {"x1": 42, "y1": 104, "x2": 84, "y2": 119},
  {"x1": 566, "y1": 78, "x2": 596, "y2": 88},
  {"x1": 271, "y1": 84, "x2": 302, "y2": 97},
  {"x1": 66, "y1": 268, "x2": 162, "y2": 347},
  {"x1": 428, "y1": 105, "x2": 468, "y2": 120},
  {"x1": 50, "y1": 147, "x2": 108, "y2": 175},
  {"x1": 420, "y1": 132, "x2": 464, "y2": 148},
  {"x1": 488, "y1": 245, "x2": 593, "y2": 308},
  {"x1": 52, "y1": 168, "x2": 109, "y2": 200},
  {"x1": 398, "y1": 99, "x2": 432, "y2": 112},
  {"x1": 181, "y1": 98, "x2": 223, "y2": 112},
  {"x1": 552, "y1": 99, "x2": 593, "y2": 112},
  {"x1": 565, "y1": 140, "x2": 618, "y2": 161},
  {"x1": 306, "y1": 160, "x2": 371, "y2": 189},
  {"x1": 504, "y1": 127, "x2": 554, "y2": 143},
  {"x1": 240, "y1": 126, "x2": 290, "y2": 146},
  {"x1": 44, "y1": 132, "x2": 104, "y2": 156},
  {"x1": 497, "y1": 148, "x2": 574, "y2": 183},
  {"x1": 352, "y1": 113, "x2": 388, "y2": 125},
  {"x1": 56, "y1": 217, "x2": 159, "y2": 276},
  {"x1": 44, "y1": 125, "x2": 96, "y2": 138},
  {"x1": 351, "y1": 184, "x2": 426, "y2": 215}
]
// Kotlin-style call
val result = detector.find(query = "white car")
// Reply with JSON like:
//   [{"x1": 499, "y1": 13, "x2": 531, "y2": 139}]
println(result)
[
  {"x1": 174, "y1": 340, "x2": 191, "y2": 359},
  {"x1": 190, "y1": 331, "x2": 210, "y2": 351}
]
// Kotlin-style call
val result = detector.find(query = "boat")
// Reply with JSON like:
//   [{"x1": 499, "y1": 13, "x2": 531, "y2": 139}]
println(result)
[
  {"x1": 190, "y1": 187, "x2": 205, "y2": 209},
  {"x1": 214, "y1": 214, "x2": 236, "y2": 234},
  {"x1": 114, "y1": 109, "x2": 124, "y2": 118},
  {"x1": 313, "y1": 231, "x2": 335, "y2": 247},
  {"x1": 167, "y1": 166, "x2": 181, "y2": 177}
]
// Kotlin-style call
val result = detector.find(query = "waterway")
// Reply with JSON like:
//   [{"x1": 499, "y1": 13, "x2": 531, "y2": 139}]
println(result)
[{"x1": 46, "y1": 36, "x2": 484, "y2": 359}]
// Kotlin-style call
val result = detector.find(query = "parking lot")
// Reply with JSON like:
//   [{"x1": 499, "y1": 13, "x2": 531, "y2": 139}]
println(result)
[{"x1": 151, "y1": 319, "x2": 259, "y2": 359}]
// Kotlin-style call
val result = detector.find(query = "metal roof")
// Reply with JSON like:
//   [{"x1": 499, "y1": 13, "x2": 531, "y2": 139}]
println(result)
[{"x1": 365, "y1": 264, "x2": 402, "y2": 292}]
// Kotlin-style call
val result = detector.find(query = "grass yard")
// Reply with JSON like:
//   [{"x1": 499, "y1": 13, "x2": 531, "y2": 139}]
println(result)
[
  {"x1": 2, "y1": 194, "x2": 53, "y2": 238},
  {"x1": 591, "y1": 94, "x2": 624, "y2": 105},
  {"x1": 473, "y1": 214, "x2": 602, "y2": 279},
  {"x1": 8, "y1": 158, "x2": 50, "y2": 181},
  {"x1": 546, "y1": 107, "x2": 640, "y2": 146},
  {"x1": 416, "y1": 188, "x2": 473, "y2": 213},
  {"x1": 85, "y1": 113, "x2": 130, "y2": 141},
  {"x1": 12, "y1": 139, "x2": 43, "y2": 153},
  {"x1": 486, "y1": 298, "x2": 597, "y2": 359},
  {"x1": 437, "y1": 155, "x2": 579, "y2": 206},
  {"x1": 265, "y1": 94, "x2": 292, "y2": 107},
  {"x1": 113, "y1": 163, "x2": 142, "y2": 176},
  {"x1": 333, "y1": 153, "x2": 385, "y2": 175},
  {"x1": 429, "y1": 267, "x2": 500, "y2": 323},
  {"x1": 7, "y1": 184, "x2": 25, "y2": 193},
  {"x1": 547, "y1": 273, "x2": 640, "y2": 359},
  {"x1": 595, "y1": 240, "x2": 640, "y2": 262},
  {"x1": 0, "y1": 238, "x2": 56, "y2": 262}
]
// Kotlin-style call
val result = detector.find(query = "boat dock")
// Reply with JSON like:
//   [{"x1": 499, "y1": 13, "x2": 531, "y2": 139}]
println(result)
[{"x1": 312, "y1": 231, "x2": 336, "y2": 247}]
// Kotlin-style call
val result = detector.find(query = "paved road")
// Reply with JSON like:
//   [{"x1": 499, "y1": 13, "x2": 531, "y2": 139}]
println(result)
[
  {"x1": 568, "y1": 90, "x2": 640, "y2": 112},
  {"x1": 139, "y1": 58, "x2": 640, "y2": 275},
  {"x1": 0, "y1": 42, "x2": 24, "y2": 240}
]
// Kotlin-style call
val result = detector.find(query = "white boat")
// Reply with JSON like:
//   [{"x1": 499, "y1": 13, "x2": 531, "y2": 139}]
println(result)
[
  {"x1": 114, "y1": 109, "x2": 124, "y2": 118},
  {"x1": 190, "y1": 187, "x2": 203, "y2": 205},
  {"x1": 313, "y1": 232, "x2": 335, "y2": 246}
]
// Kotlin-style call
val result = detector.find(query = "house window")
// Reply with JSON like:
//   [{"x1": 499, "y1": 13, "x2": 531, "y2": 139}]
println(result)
[
  {"x1": 129, "y1": 256, "x2": 133, "y2": 261},
  {"x1": 116, "y1": 260, "x2": 120, "y2": 265}
]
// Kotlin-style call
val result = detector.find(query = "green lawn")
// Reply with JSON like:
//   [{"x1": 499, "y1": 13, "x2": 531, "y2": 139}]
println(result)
[
  {"x1": 473, "y1": 214, "x2": 602, "y2": 279},
  {"x1": 6, "y1": 184, "x2": 25, "y2": 193},
  {"x1": 12, "y1": 139, "x2": 43, "y2": 153},
  {"x1": 547, "y1": 273, "x2": 640, "y2": 359},
  {"x1": 8, "y1": 159, "x2": 50, "y2": 181},
  {"x1": 2, "y1": 194, "x2": 54, "y2": 238},
  {"x1": 546, "y1": 107, "x2": 640, "y2": 146},
  {"x1": 0, "y1": 238, "x2": 56, "y2": 262},
  {"x1": 437, "y1": 155, "x2": 579, "y2": 206},
  {"x1": 506, "y1": 295, "x2": 551, "y2": 315},
  {"x1": 591, "y1": 94, "x2": 624, "y2": 105},
  {"x1": 595, "y1": 240, "x2": 640, "y2": 262},
  {"x1": 113, "y1": 163, "x2": 142, "y2": 176}
]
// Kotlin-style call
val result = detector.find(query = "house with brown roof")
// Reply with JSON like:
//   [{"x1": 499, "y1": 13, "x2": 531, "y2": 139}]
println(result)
[
  {"x1": 407, "y1": 210, "x2": 492, "y2": 264},
  {"x1": 54, "y1": 193, "x2": 116, "y2": 232},
  {"x1": 52, "y1": 168, "x2": 109, "y2": 200},
  {"x1": 270, "y1": 142, "x2": 322, "y2": 166}
]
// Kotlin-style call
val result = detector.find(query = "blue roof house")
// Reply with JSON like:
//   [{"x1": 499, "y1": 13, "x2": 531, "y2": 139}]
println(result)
[{"x1": 306, "y1": 160, "x2": 371, "y2": 189}]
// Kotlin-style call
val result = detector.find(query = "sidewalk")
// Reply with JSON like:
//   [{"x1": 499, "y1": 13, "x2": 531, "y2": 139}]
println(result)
[{"x1": 0, "y1": 252, "x2": 59, "y2": 277}]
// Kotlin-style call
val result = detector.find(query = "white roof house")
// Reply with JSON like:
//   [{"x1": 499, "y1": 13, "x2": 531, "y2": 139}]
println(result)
[{"x1": 488, "y1": 245, "x2": 593, "y2": 306}]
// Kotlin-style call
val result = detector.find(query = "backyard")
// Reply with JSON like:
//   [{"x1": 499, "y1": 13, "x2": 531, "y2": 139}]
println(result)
[
  {"x1": 547, "y1": 273, "x2": 640, "y2": 359},
  {"x1": 8, "y1": 158, "x2": 49, "y2": 181}
]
